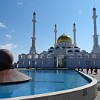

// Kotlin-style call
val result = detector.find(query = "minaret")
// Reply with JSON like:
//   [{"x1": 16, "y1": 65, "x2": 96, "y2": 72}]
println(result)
[
  {"x1": 73, "y1": 23, "x2": 77, "y2": 47},
  {"x1": 30, "y1": 12, "x2": 36, "y2": 54},
  {"x1": 92, "y1": 7, "x2": 100, "y2": 53},
  {"x1": 54, "y1": 24, "x2": 57, "y2": 45}
]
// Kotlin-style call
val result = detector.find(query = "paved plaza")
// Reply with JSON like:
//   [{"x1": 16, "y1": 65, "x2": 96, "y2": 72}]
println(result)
[{"x1": 82, "y1": 69, "x2": 100, "y2": 100}]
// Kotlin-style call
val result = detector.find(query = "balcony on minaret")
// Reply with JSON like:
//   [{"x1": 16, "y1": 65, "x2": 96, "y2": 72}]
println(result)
[
  {"x1": 92, "y1": 7, "x2": 100, "y2": 53},
  {"x1": 30, "y1": 12, "x2": 37, "y2": 54},
  {"x1": 32, "y1": 12, "x2": 36, "y2": 23}
]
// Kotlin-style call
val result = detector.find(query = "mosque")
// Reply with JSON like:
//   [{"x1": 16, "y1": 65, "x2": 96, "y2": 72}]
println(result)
[{"x1": 18, "y1": 7, "x2": 100, "y2": 69}]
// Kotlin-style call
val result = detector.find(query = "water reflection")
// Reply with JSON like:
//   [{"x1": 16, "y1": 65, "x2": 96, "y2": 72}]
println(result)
[
  {"x1": 0, "y1": 85, "x2": 14, "y2": 98},
  {"x1": 0, "y1": 70, "x2": 89, "y2": 99}
]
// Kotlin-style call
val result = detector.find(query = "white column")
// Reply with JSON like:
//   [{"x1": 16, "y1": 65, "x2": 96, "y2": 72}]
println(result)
[
  {"x1": 93, "y1": 7, "x2": 97, "y2": 36},
  {"x1": 92, "y1": 7, "x2": 98, "y2": 47},
  {"x1": 30, "y1": 12, "x2": 36, "y2": 54},
  {"x1": 54, "y1": 24, "x2": 57, "y2": 45},
  {"x1": 32, "y1": 12, "x2": 36, "y2": 50},
  {"x1": 92, "y1": 7, "x2": 100, "y2": 53},
  {"x1": 73, "y1": 23, "x2": 77, "y2": 47}
]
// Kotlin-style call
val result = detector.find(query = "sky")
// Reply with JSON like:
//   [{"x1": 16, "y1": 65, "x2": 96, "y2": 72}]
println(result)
[{"x1": 0, "y1": 0, "x2": 100, "y2": 62}]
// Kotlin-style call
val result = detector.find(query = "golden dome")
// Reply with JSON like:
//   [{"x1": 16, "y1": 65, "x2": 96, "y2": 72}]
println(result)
[{"x1": 57, "y1": 34, "x2": 72, "y2": 44}]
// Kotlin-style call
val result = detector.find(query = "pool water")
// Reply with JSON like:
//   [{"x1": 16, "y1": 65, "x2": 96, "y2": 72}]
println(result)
[{"x1": 0, "y1": 70, "x2": 90, "y2": 99}]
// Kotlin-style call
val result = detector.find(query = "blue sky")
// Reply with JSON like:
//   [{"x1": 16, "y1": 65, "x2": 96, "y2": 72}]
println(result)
[{"x1": 0, "y1": 0, "x2": 100, "y2": 62}]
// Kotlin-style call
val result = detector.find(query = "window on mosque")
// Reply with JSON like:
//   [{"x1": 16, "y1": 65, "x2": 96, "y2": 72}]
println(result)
[
  {"x1": 50, "y1": 47, "x2": 54, "y2": 49},
  {"x1": 92, "y1": 54, "x2": 96, "y2": 58},
  {"x1": 58, "y1": 55, "x2": 64, "y2": 59},
  {"x1": 47, "y1": 54, "x2": 51, "y2": 58},
  {"x1": 69, "y1": 54, "x2": 75, "y2": 58},
  {"x1": 42, "y1": 61, "x2": 44, "y2": 65},
  {"x1": 40, "y1": 55, "x2": 42, "y2": 58},
  {"x1": 34, "y1": 55, "x2": 38, "y2": 58},
  {"x1": 82, "y1": 50, "x2": 86, "y2": 53},
  {"x1": 28, "y1": 61, "x2": 31, "y2": 65},
  {"x1": 85, "y1": 54, "x2": 89, "y2": 58},
  {"x1": 21, "y1": 55, "x2": 25, "y2": 59},
  {"x1": 62, "y1": 46, "x2": 66, "y2": 49},
  {"x1": 93, "y1": 61, "x2": 96, "y2": 65},
  {"x1": 40, "y1": 54, "x2": 44, "y2": 58},
  {"x1": 42, "y1": 57, "x2": 44, "y2": 58},
  {"x1": 35, "y1": 61, "x2": 37, "y2": 65},
  {"x1": 68, "y1": 46, "x2": 71, "y2": 48},
  {"x1": 60, "y1": 47, "x2": 62, "y2": 49},
  {"x1": 48, "y1": 50, "x2": 52, "y2": 53},
  {"x1": 78, "y1": 61, "x2": 80, "y2": 65},
  {"x1": 22, "y1": 61, "x2": 24, "y2": 65},
  {"x1": 20, "y1": 55, "x2": 23, "y2": 59},
  {"x1": 68, "y1": 50, "x2": 73, "y2": 52},
  {"x1": 55, "y1": 47, "x2": 59, "y2": 49},
  {"x1": 75, "y1": 50, "x2": 79, "y2": 52},
  {"x1": 77, "y1": 54, "x2": 82, "y2": 58},
  {"x1": 74, "y1": 46, "x2": 79, "y2": 48},
  {"x1": 28, "y1": 54, "x2": 32, "y2": 59}
]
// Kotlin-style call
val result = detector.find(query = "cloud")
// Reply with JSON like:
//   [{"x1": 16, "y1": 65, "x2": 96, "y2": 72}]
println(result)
[
  {"x1": 0, "y1": 22, "x2": 6, "y2": 28},
  {"x1": 17, "y1": 2, "x2": 22, "y2": 6},
  {"x1": 79, "y1": 9, "x2": 83, "y2": 15},
  {"x1": 5, "y1": 34, "x2": 12, "y2": 39},
  {"x1": 0, "y1": 43, "x2": 17, "y2": 50}
]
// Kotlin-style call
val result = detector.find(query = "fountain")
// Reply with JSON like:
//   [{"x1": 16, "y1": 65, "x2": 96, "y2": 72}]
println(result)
[{"x1": 0, "y1": 49, "x2": 32, "y2": 84}]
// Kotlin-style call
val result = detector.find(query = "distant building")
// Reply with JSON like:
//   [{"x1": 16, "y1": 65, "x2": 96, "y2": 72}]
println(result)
[{"x1": 18, "y1": 7, "x2": 100, "y2": 69}]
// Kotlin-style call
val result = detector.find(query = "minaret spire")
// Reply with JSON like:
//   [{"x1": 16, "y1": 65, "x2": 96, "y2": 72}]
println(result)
[
  {"x1": 92, "y1": 7, "x2": 100, "y2": 53},
  {"x1": 54, "y1": 24, "x2": 57, "y2": 45},
  {"x1": 93, "y1": 7, "x2": 97, "y2": 36},
  {"x1": 73, "y1": 23, "x2": 77, "y2": 47},
  {"x1": 30, "y1": 12, "x2": 37, "y2": 54}
]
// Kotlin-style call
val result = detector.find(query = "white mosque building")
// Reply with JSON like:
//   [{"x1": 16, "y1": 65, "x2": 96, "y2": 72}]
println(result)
[{"x1": 18, "y1": 7, "x2": 100, "y2": 69}]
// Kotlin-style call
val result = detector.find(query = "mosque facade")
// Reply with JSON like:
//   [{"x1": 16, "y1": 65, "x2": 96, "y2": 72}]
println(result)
[{"x1": 18, "y1": 8, "x2": 100, "y2": 69}]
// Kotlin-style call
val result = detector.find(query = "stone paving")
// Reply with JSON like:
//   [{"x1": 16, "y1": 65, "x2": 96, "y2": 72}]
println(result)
[{"x1": 82, "y1": 69, "x2": 100, "y2": 100}]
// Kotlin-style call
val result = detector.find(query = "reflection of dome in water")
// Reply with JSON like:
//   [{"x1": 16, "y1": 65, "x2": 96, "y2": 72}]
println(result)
[
  {"x1": 57, "y1": 34, "x2": 72, "y2": 44},
  {"x1": 0, "y1": 49, "x2": 13, "y2": 69}
]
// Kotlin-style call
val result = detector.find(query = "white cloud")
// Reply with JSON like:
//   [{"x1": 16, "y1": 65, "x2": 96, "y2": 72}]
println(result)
[
  {"x1": 0, "y1": 43, "x2": 18, "y2": 62},
  {"x1": 17, "y1": 2, "x2": 22, "y2": 6},
  {"x1": 5, "y1": 34, "x2": 12, "y2": 39},
  {"x1": 0, "y1": 22, "x2": 6, "y2": 28},
  {"x1": 0, "y1": 43, "x2": 17, "y2": 50},
  {"x1": 79, "y1": 9, "x2": 83, "y2": 15}
]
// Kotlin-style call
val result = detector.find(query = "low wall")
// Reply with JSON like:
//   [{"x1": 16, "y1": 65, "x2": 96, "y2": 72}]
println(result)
[{"x1": 5, "y1": 72, "x2": 98, "y2": 100}]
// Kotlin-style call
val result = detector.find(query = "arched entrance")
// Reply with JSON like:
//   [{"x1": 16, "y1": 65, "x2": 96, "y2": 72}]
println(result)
[{"x1": 54, "y1": 55, "x2": 67, "y2": 68}]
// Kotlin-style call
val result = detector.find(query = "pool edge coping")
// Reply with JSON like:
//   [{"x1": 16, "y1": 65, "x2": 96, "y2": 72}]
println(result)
[{"x1": 2, "y1": 71, "x2": 98, "y2": 100}]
